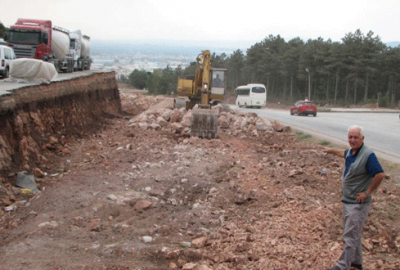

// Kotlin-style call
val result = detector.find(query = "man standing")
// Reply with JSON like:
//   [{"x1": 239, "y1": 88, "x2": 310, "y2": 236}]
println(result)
[{"x1": 323, "y1": 125, "x2": 385, "y2": 270}]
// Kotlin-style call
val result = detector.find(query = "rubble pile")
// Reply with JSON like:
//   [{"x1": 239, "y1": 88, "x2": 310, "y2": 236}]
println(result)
[
  {"x1": 0, "y1": 93, "x2": 399, "y2": 270},
  {"x1": 128, "y1": 104, "x2": 276, "y2": 137}
]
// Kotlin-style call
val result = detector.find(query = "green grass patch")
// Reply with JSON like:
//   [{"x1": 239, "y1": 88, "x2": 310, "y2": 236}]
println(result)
[
  {"x1": 386, "y1": 163, "x2": 400, "y2": 170},
  {"x1": 295, "y1": 131, "x2": 312, "y2": 141},
  {"x1": 319, "y1": 141, "x2": 331, "y2": 146}
]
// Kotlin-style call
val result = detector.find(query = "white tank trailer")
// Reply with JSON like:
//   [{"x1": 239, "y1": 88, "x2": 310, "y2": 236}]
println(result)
[
  {"x1": 69, "y1": 30, "x2": 91, "y2": 71},
  {"x1": 51, "y1": 26, "x2": 74, "y2": 73},
  {"x1": 44, "y1": 26, "x2": 74, "y2": 73},
  {"x1": 52, "y1": 28, "x2": 70, "y2": 59}
]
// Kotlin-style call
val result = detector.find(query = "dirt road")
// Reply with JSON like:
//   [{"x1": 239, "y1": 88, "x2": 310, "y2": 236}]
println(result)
[{"x1": 1, "y1": 91, "x2": 399, "y2": 270}]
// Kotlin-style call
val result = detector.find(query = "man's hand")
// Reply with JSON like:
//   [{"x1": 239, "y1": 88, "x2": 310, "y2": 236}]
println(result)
[
  {"x1": 356, "y1": 173, "x2": 385, "y2": 203},
  {"x1": 321, "y1": 146, "x2": 345, "y2": 158},
  {"x1": 356, "y1": 191, "x2": 368, "y2": 203},
  {"x1": 322, "y1": 146, "x2": 332, "y2": 154}
]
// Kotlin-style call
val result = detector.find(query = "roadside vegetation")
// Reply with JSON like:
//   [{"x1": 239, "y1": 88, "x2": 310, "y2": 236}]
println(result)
[
  {"x1": 319, "y1": 141, "x2": 331, "y2": 146},
  {"x1": 293, "y1": 131, "x2": 330, "y2": 146},
  {"x1": 0, "y1": 22, "x2": 7, "y2": 38},
  {"x1": 295, "y1": 131, "x2": 312, "y2": 142}
]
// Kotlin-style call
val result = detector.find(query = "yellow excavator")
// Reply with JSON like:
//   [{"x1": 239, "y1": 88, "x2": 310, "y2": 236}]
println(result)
[{"x1": 175, "y1": 50, "x2": 226, "y2": 139}]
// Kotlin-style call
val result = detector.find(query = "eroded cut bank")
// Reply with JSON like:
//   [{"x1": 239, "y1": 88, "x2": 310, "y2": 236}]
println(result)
[{"x1": 0, "y1": 72, "x2": 121, "y2": 172}]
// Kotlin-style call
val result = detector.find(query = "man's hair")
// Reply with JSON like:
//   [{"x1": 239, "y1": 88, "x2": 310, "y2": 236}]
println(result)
[{"x1": 348, "y1": 125, "x2": 364, "y2": 137}]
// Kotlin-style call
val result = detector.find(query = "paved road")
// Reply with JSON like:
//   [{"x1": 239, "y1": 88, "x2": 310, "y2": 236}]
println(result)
[
  {"x1": 232, "y1": 106, "x2": 400, "y2": 164},
  {"x1": 0, "y1": 69, "x2": 109, "y2": 97}
]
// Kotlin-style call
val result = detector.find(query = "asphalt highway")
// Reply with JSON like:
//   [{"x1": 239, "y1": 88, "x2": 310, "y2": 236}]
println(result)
[{"x1": 233, "y1": 105, "x2": 400, "y2": 164}]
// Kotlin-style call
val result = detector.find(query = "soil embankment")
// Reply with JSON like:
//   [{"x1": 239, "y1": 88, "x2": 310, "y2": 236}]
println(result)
[{"x1": 0, "y1": 72, "x2": 121, "y2": 172}]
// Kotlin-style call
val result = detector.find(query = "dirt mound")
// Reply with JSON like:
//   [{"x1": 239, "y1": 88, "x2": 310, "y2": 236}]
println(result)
[{"x1": 0, "y1": 93, "x2": 399, "y2": 270}]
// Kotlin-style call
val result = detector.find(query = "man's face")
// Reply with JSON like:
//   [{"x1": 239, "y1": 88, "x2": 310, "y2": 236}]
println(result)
[{"x1": 348, "y1": 128, "x2": 364, "y2": 151}]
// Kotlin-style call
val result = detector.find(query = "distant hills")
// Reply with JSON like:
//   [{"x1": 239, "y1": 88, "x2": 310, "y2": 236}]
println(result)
[
  {"x1": 91, "y1": 39, "x2": 255, "y2": 56},
  {"x1": 386, "y1": 41, "x2": 400, "y2": 47},
  {"x1": 91, "y1": 39, "x2": 400, "y2": 56}
]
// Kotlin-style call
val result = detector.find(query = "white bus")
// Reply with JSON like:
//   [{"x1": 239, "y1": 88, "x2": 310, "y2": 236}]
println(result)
[{"x1": 234, "y1": 83, "x2": 267, "y2": 108}]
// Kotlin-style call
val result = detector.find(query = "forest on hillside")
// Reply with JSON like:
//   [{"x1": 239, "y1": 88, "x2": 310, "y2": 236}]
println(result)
[{"x1": 122, "y1": 29, "x2": 400, "y2": 107}]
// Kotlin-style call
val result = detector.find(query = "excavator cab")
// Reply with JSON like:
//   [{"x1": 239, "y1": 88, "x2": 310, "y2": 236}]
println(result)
[
  {"x1": 209, "y1": 68, "x2": 226, "y2": 103},
  {"x1": 211, "y1": 69, "x2": 225, "y2": 92}
]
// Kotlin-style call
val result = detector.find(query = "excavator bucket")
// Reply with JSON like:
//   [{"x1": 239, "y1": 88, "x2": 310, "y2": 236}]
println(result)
[{"x1": 191, "y1": 108, "x2": 219, "y2": 139}]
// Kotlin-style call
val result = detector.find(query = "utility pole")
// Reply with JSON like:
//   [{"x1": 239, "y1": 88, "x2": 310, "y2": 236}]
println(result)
[{"x1": 306, "y1": 68, "x2": 311, "y2": 99}]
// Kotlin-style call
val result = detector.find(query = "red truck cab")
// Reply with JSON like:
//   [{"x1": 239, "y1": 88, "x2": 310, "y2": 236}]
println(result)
[{"x1": 5, "y1": 19, "x2": 52, "y2": 60}]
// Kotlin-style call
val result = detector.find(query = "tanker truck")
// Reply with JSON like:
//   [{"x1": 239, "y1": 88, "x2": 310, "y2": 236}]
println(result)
[
  {"x1": 4, "y1": 18, "x2": 75, "y2": 73},
  {"x1": 69, "y1": 30, "x2": 91, "y2": 71}
]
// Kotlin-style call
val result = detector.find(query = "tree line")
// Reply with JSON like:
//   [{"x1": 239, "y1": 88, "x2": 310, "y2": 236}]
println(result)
[
  {"x1": 122, "y1": 29, "x2": 400, "y2": 107},
  {"x1": 0, "y1": 22, "x2": 8, "y2": 39}
]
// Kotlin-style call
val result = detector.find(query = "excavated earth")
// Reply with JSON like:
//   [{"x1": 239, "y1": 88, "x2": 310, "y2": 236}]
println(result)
[{"x1": 0, "y1": 87, "x2": 399, "y2": 270}]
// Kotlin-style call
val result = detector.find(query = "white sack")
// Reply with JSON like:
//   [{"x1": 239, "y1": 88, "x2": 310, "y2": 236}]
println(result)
[{"x1": 10, "y1": 58, "x2": 58, "y2": 82}]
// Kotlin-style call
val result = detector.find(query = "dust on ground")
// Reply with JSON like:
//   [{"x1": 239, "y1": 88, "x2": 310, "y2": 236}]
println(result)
[{"x1": 0, "y1": 91, "x2": 399, "y2": 270}]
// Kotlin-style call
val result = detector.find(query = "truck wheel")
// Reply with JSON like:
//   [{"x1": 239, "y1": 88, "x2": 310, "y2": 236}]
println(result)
[
  {"x1": 55, "y1": 64, "x2": 61, "y2": 73},
  {"x1": 4, "y1": 67, "x2": 9, "y2": 78},
  {"x1": 69, "y1": 60, "x2": 74, "y2": 73}
]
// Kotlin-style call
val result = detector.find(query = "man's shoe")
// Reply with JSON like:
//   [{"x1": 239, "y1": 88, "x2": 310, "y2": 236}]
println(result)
[
  {"x1": 351, "y1": 263, "x2": 363, "y2": 270},
  {"x1": 327, "y1": 266, "x2": 340, "y2": 270}
]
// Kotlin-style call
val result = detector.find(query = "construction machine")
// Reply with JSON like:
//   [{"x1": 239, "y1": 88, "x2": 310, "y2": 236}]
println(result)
[{"x1": 175, "y1": 50, "x2": 226, "y2": 139}]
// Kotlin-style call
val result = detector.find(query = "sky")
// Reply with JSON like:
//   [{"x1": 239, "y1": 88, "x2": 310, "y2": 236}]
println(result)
[{"x1": 1, "y1": 0, "x2": 400, "y2": 47}]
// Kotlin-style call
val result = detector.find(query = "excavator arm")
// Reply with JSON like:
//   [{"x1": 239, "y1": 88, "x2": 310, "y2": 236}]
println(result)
[{"x1": 196, "y1": 50, "x2": 212, "y2": 107}]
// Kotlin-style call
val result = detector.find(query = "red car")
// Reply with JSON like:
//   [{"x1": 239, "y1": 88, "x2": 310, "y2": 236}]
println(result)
[{"x1": 290, "y1": 100, "x2": 317, "y2": 117}]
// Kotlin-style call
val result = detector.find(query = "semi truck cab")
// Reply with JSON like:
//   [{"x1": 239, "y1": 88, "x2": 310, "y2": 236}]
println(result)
[{"x1": 5, "y1": 19, "x2": 52, "y2": 59}]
